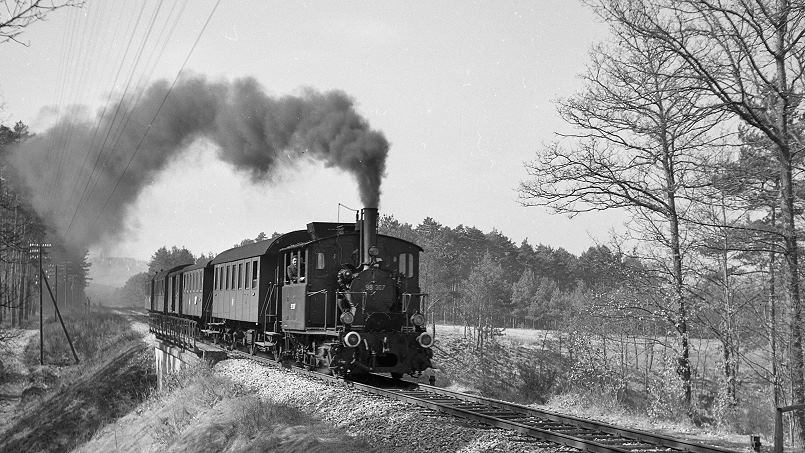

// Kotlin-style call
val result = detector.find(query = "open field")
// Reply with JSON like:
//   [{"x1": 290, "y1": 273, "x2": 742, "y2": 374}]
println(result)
[{"x1": 430, "y1": 324, "x2": 774, "y2": 449}]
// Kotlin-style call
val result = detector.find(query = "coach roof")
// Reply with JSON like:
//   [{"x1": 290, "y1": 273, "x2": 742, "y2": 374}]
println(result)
[
  {"x1": 211, "y1": 230, "x2": 309, "y2": 264},
  {"x1": 182, "y1": 259, "x2": 212, "y2": 271}
]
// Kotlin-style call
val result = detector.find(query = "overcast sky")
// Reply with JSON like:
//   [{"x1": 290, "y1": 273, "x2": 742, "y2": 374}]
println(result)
[{"x1": 1, "y1": 0, "x2": 626, "y2": 260}]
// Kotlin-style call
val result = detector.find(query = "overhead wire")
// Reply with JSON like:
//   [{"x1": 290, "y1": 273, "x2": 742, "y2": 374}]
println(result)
[
  {"x1": 64, "y1": 1, "x2": 167, "y2": 237},
  {"x1": 63, "y1": 2, "x2": 148, "y2": 204},
  {"x1": 51, "y1": 1, "x2": 109, "y2": 193},
  {"x1": 93, "y1": 0, "x2": 222, "y2": 224},
  {"x1": 49, "y1": 2, "x2": 132, "y2": 201},
  {"x1": 83, "y1": 0, "x2": 188, "y2": 203},
  {"x1": 44, "y1": 6, "x2": 85, "y2": 202},
  {"x1": 45, "y1": 7, "x2": 80, "y2": 200}
]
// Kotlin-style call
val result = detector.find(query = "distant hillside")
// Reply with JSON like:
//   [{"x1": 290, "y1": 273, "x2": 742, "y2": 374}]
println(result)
[{"x1": 89, "y1": 256, "x2": 148, "y2": 288}]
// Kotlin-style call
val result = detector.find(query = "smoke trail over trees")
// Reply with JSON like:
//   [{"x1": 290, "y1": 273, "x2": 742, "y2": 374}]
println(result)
[{"x1": 8, "y1": 75, "x2": 388, "y2": 253}]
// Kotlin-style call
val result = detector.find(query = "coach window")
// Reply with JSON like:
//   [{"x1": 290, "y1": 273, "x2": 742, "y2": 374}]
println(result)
[
  {"x1": 225, "y1": 266, "x2": 230, "y2": 290},
  {"x1": 317, "y1": 252, "x2": 325, "y2": 270},
  {"x1": 245, "y1": 262, "x2": 251, "y2": 289},
  {"x1": 252, "y1": 259, "x2": 259, "y2": 287},
  {"x1": 238, "y1": 263, "x2": 243, "y2": 289}
]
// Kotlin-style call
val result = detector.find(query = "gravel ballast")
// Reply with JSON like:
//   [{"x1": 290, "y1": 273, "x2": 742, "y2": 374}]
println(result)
[{"x1": 216, "y1": 359, "x2": 558, "y2": 453}]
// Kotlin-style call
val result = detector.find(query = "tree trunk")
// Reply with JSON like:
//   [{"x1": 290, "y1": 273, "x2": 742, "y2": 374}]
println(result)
[
  {"x1": 668, "y1": 175, "x2": 691, "y2": 407},
  {"x1": 774, "y1": 2, "x2": 805, "y2": 437}
]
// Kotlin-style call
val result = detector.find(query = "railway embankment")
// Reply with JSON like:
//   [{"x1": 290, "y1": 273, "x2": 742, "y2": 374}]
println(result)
[
  {"x1": 77, "y1": 355, "x2": 555, "y2": 452},
  {"x1": 0, "y1": 308, "x2": 156, "y2": 452}
]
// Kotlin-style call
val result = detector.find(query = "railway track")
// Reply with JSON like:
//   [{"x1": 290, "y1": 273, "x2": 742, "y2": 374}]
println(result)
[
  {"x1": 208, "y1": 340, "x2": 740, "y2": 453},
  {"x1": 361, "y1": 383, "x2": 739, "y2": 453}
]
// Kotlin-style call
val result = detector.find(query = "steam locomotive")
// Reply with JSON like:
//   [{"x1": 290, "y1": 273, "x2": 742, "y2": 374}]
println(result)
[{"x1": 147, "y1": 208, "x2": 433, "y2": 378}]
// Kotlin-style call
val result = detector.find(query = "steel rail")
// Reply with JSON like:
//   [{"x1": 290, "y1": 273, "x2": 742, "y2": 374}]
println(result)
[
  {"x1": 346, "y1": 382, "x2": 634, "y2": 453},
  {"x1": 418, "y1": 384, "x2": 737, "y2": 453}
]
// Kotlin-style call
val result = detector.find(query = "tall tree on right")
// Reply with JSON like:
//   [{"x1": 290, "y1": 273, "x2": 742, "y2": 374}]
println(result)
[
  {"x1": 591, "y1": 0, "x2": 805, "y2": 438},
  {"x1": 519, "y1": 28, "x2": 722, "y2": 408}
]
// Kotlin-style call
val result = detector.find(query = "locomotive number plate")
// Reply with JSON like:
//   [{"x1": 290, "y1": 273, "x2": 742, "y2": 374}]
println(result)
[{"x1": 365, "y1": 284, "x2": 386, "y2": 292}]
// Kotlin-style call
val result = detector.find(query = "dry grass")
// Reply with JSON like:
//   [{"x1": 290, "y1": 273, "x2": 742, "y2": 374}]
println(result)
[
  {"x1": 0, "y1": 342, "x2": 156, "y2": 453},
  {"x1": 22, "y1": 308, "x2": 140, "y2": 366},
  {"x1": 78, "y1": 360, "x2": 374, "y2": 453},
  {"x1": 431, "y1": 324, "x2": 769, "y2": 449}
]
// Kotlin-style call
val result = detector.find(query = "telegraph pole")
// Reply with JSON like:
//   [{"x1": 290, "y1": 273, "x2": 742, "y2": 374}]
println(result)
[
  {"x1": 29, "y1": 242, "x2": 51, "y2": 365},
  {"x1": 54, "y1": 264, "x2": 58, "y2": 308}
]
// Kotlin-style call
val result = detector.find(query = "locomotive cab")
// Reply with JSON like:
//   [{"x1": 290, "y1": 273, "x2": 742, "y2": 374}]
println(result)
[{"x1": 273, "y1": 208, "x2": 432, "y2": 378}]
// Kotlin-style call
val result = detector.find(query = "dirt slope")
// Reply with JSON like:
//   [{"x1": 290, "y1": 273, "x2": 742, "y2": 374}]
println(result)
[{"x1": 0, "y1": 342, "x2": 155, "y2": 452}]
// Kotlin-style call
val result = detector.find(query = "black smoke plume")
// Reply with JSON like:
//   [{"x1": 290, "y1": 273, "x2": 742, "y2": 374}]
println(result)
[{"x1": 8, "y1": 75, "x2": 388, "y2": 253}]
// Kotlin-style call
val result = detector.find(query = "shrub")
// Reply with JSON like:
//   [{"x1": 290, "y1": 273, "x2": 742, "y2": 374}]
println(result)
[{"x1": 516, "y1": 350, "x2": 570, "y2": 404}]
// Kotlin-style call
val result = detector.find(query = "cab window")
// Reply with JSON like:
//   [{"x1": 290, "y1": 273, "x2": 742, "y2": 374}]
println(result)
[
  {"x1": 399, "y1": 253, "x2": 415, "y2": 277},
  {"x1": 284, "y1": 250, "x2": 306, "y2": 284}
]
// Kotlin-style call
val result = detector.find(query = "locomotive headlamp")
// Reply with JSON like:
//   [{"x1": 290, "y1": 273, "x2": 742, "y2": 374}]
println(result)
[
  {"x1": 340, "y1": 311, "x2": 355, "y2": 325},
  {"x1": 416, "y1": 332, "x2": 434, "y2": 348},
  {"x1": 368, "y1": 245, "x2": 380, "y2": 257},
  {"x1": 343, "y1": 331, "x2": 362, "y2": 348},
  {"x1": 410, "y1": 313, "x2": 426, "y2": 327}
]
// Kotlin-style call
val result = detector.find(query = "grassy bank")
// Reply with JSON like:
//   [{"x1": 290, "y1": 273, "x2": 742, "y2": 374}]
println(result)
[
  {"x1": 0, "y1": 308, "x2": 156, "y2": 453},
  {"x1": 22, "y1": 308, "x2": 141, "y2": 366},
  {"x1": 78, "y1": 361, "x2": 374, "y2": 452}
]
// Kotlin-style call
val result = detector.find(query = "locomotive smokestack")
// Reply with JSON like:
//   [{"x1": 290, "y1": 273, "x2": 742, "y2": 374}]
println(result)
[{"x1": 361, "y1": 207, "x2": 378, "y2": 265}]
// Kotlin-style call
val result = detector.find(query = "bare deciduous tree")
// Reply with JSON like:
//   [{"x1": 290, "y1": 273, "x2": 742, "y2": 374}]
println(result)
[
  {"x1": 519, "y1": 30, "x2": 724, "y2": 408},
  {"x1": 0, "y1": 0, "x2": 80, "y2": 46},
  {"x1": 590, "y1": 0, "x2": 805, "y2": 439}
]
